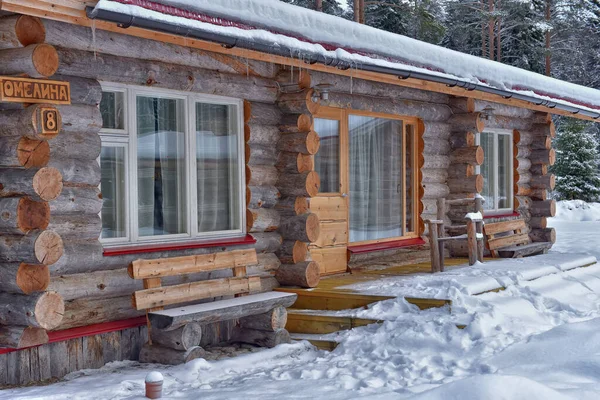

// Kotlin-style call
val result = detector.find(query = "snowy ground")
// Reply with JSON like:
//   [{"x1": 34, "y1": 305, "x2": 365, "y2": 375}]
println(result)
[{"x1": 3, "y1": 201, "x2": 600, "y2": 400}]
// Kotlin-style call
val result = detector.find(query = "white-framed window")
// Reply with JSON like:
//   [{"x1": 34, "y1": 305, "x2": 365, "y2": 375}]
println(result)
[
  {"x1": 478, "y1": 129, "x2": 513, "y2": 214},
  {"x1": 99, "y1": 83, "x2": 245, "y2": 246}
]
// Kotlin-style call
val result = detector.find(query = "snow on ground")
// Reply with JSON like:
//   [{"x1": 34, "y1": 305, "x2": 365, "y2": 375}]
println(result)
[{"x1": 3, "y1": 201, "x2": 600, "y2": 399}]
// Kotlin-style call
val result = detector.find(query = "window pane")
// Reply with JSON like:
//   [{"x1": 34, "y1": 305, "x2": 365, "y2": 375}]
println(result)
[
  {"x1": 497, "y1": 134, "x2": 512, "y2": 209},
  {"x1": 100, "y1": 146, "x2": 127, "y2": 239},
  {"x1": 314, "y1": 118, "x2": 340, "y2": 193},
  {"x1": 100, "y1": 91, "x2": 125, "y2": 130},
  {"x1": 136, "y1": 96, "x2": 187, "y2": 237},
  {"x1": 349, "y1": 115, "x2": 403, "y2": 242},
  {"x1": 405, "y1": 124, "x2": 415, "y2": 233},
  {"x1": 480, "y1": 132, "x2": 495, "y2": 210},
  {"x1": 196, "y1": 102, "x2": 241, "y2": 232}
]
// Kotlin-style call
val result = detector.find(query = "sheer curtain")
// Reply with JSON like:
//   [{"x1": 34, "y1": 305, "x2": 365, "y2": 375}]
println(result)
[
  {"x1": 196, "y1": 103, "x2": 240, "y2": 233},
  {"x1": 136, "y1": 96, "x2": 187, "y2": 237},
  {"x1": 314, "y1": 118, "x2": 340, "y2": 193},
  {"x1": 480, "y1": 131, "x2": 495, "y2": 210},
  {"x1": 349, "y1": 115, "x2": 403, "y2": 242}
]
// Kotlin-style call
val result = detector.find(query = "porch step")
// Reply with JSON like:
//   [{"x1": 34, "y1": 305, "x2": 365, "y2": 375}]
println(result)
[
  {"x1": 290, "y1": 333, "x2": 340, "y2": 351},
  {"x1": 275, "y1": 288, "x2": 394, "y2": 310},
  {"x1": 286, "y1": 309, "x2": 382, "y2": 334}
]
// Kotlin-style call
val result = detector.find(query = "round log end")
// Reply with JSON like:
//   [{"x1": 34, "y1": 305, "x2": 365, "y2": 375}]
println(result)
[
  {"x1": 298, "y1": 70, "x2": 311, "y2": 90},
  {"x1": 35, "y1": 291, "x2": 64, "y2": 330},
  {"x1": 475, "y1": 174, "x2": 484, "y2": 193},
  {"x1": 184, "y1": 346, "x2": 207, "y2": 363},
  {"x1": 548, "y1": 148, "x2": 556, "y2": 166},
  {"x1": 294, "y1": 197, "x2": 309, "y2": 215},
  {"x1": 181, "y1": 323, "x2": 203, "y2": 350},
  {"x1": 18, "y1": 137, "x2": 50, "y2": 168},
  {"x1": 34, "y1": 230, "x2": 64, "y2": 265},
  {"x1": 474, "y1": 146, "x2": 484, "y2": 166},
  {"x1": 244, "y1": 124, "x2": 250, "y2": 142},
  {"x1": 305, "y1": 261, "x2": 321, "y2": 288},
  {"x1": 246, "y1": 187, "x2": 251, "y2": 207},
  {"x1": 549, "y1": 199, "x2": 557, "y2": 217},
  {"x1": 17, "y1": 197, "x2": 50, "y2": 232},
  {"x1": 31, "y1": 43, "x2": 59, "y2": 77},
  {"x1": 243, "y1": 100, "x2": 251, "y2": 123},
  {"x1": 548, "y1": 174, "x2": 556, "y2": 190},
  {"x1": 292, "y1": 241, "x2": 309, "y2": 263},
  {"x1": 513, "y1": 129, "x2": 521, "y2": 143},
  {"x1": 16, "y1": 263, "x2": 50, "y2": 294},
  {"x1": 305, "y1": 213, "x2": 321, "y2": 243},
  {"x1": 305, "y1": 171, "x2": 321, "y2": 198},
  {"x1": 33, "y1": 167, "x2": 63, "y2": 201},
  {"x1": 475, "y1": 113, "x2": 485, "y2": 133},
  {"x1": 306, "y1": 131, "x2": 320, "y2": 155},
  {"x1": 245, "y1": 165, "x2": 251, "y2": 185},
  {"x1": 244, "y1": 143, "x2": 251, "y2": 164},
  {"x1": 297, "y1": 114, "x2": 312, "y2": 131},
  {"x1": 246, "y1": 209, "x2": 256, "y2": 231},
  {"x1": 305, "y1": 89, "x2": 320, "y2": 114},
  {"x1": 549, "y1": 120, "x2": 556, "y2": 138},
  {"x1": 297, "y1": 153, "x2": 314, "y2": 173},
  {"x1": 15, "y1": 16, "x2": 46, "y2": 46},
  {"x1": 272, "y1": 306, "x2": 288, "y2": 330},
  {"x1": 19, "y1": 326, "x2": 49, "y2": 348}
]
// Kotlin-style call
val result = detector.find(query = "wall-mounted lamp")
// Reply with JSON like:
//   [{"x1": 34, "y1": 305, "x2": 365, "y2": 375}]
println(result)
[
  {"x1": 481, "y1": 105, "x2": 495, "y2": 120},
  {"x1": 311, "y1": 83, "x2": 332, "y2": 102}
]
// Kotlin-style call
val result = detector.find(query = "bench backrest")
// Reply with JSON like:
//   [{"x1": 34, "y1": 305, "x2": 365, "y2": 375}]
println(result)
[
  {"x1": 483, "y1": 219, "x2": 530, "y2": 257},
  {"x1": 129, "y1": 249, "x2": 259, "y2": 311}
]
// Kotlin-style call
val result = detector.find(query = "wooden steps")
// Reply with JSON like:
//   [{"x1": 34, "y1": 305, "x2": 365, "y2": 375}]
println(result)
[
  {"x1": 404, "y1": 297, "x2": 451, "y2": 310},
  {"x1": 275, "y1": 287, "x2": 394, "y2": 310},
  {"x1": 286, "y1": 309, "x2": 381, "y2": 334},
  {"x1": 289, "y1": 333, "x2": 339, "y2": 351}
]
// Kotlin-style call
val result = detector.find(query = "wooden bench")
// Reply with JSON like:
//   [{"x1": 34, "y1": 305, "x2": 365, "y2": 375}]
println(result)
[
  {"x1": 129, "y1": 248, "x2": 297, "y2": 365},
  {"x1": 484, "y1": 219, "x2": 552, "y2": 258}
]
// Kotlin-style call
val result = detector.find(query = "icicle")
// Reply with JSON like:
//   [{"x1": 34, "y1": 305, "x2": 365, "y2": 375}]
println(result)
[{"x1": 91, "y1": 19, "x2": 97, "y2": 61}]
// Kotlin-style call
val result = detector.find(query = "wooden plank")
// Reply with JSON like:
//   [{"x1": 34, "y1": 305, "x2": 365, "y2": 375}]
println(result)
[
  {"x1": 133, "y1": 276, "x2": 262, "y2": 310},
  {"x1": 67, "y1": 338, "x2": 83, "y2": 373},
  {"x1": 290, "y1": 336, "x2": 339, "y2": 351},
  {"x1": 404, "y1": 297, "x2": 451, "y2": 310},
  {"x1": 82, "y1": 333, "x2": 104, "y2": 369},
  {"x1": 484, "y1": 219, "x2": 527, "y2": 236},
  {"x1": 129, "y1": 249, "x2": 258, "y2": 279},
  {"x1": 101, "y1": 331, "x2": 121, "y2": 364},
  {"x1": 48, "y1": 341, "x2": 68, "y2": 380},
  {"x1": 309, "y1": 246, "x2": 347, "y2": 275},
  {"x1": 498, "y1": 242, "x2": 552, "y2": 258},
  {"x1": 487, "y1": 233, "x2": 530, "y2": 251},
  {"x1": 276, "y1": 288, "x2": 394, "y2": 310},
  {"x1": 308, "y1": 197, "x2": 348, "y2": 221},
  {"x1": 149, "y1": 291, "x2": 297, "y2": 330},
  {"x1": 310, "y1": 221, "x2": 348, "y2": 248},
  {"x1": 286, "y1": 311, "x2": 381, "y2": 334}
]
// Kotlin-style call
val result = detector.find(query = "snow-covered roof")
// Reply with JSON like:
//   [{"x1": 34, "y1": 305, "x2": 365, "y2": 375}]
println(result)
[{"x1": 91, "y1": 0, "x2": 600, "y2": 119}]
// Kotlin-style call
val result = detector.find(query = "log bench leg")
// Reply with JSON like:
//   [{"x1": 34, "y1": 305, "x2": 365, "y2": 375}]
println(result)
[
  {"x1": 139, "y1": 343, "x2": 206, "y2": 365},
  {"x1": 231, "y1": 328, "x2": 291, "y2": 348}
]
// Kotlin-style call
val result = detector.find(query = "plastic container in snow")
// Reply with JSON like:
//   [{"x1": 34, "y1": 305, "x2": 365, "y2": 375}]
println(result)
[{"x1": 145, "y1": 371, "x2": 163, "y2": 399}]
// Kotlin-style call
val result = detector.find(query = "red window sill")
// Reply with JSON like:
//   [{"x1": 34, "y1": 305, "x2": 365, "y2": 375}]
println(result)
[
  {"x1": 0, "y1": 317, "x2": 148, "y2": 355},
  {"x1": 102, "y1": 234, "x2": 256, "y2": 256},
  {"x1": 483, "y1": 212, "x2": 520, "y2": 220},
  {"x1": 348, "y1": 237, "x2": 426, "y2": 254}
]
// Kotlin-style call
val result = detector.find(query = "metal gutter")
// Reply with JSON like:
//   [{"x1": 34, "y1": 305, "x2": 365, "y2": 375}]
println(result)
[{"x1": 86, "y1": 6, "x2": 600, "y2": 119}]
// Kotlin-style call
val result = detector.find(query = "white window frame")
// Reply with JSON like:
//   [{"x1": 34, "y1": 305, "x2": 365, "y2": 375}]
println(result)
[
  {"x1": 99, "y1": 83, "x2": 246, "y2": 247},
  {"x1": 476, "y1": 128, "x2": 514, "y2": 215}
]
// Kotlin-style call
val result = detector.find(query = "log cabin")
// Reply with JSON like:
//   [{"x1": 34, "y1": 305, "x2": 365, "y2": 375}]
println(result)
[{"x1": 0, "y1": 0, "x2": 599, "y2": 385}]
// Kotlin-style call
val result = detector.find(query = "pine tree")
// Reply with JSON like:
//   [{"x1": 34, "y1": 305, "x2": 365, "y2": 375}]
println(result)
[{"x1": 552, "y1": 118, "x2": 600, "y2": 202}]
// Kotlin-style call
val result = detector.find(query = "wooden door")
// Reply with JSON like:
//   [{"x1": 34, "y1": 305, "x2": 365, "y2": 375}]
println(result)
[{"x1": 310, "y1": 108, "x2": 349, "y2": 275}]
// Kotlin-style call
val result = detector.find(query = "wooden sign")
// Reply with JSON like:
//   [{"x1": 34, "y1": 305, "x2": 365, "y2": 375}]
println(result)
[
  {"x1": 39, "y1": 106, "x2": 60, "y2": 136},
  {"x1": 0, "y1": 76, "x2": 70, "y2": 105}
]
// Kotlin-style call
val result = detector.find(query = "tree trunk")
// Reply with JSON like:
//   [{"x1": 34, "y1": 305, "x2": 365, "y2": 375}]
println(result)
[
  {"x1": 0, "y1": 44, "x2": 59, "y2": 78},
  {"x1": 150, "y1": 322, "x2": 202, "y2": 351},
  {"x1": 0, "y1": 326, "x2": 48, "y2": 349},
  {"x1": 0, "y1": 136, "x2": 50, "y2": 168},
  {"x1": 239, "y1": 306, "x2": 287, "y2": 331},
  {"x1": 231, "y1": 328, "x2": 290, "y2": 348},
  {"x1": 279, "y1": 213, "x2": 320, "y2": 242},
  {"x1": 0, "y1": 197, "x2": 50, "y2": 234},
  {"x1": 0, "y1": 15, "x2": 46, "y2": 49},
  {"x1": 278, "y1": 131, "x2": 320, "y2": 155},
  {"x1": 0, "y1": 167, "x2": 63, "y2": 201},
  {"x1": 251, "y1": 232, "x2": 283, "y2": 254},
  {"x1": 277, "y1": 151, "x2": 314, "y2": 174},
  {"x1": 277, "y1": 171, "x2": 320, "y2": 197},
  {"x1": 0, "y1": 262, "x2": 50, "y2": 294},
  {"x1": 0, "y1": 291, "x2": 64, "y2": 330},
  {"x1": 247, "y1": 208, "x2": 281, "y2": 232},
  {"x1": 0, "y1": 230, "x2": 63, "y2": 265},
  {"x1": 247, "y1": 185, "x2": 280, "y2": 209},
  {"x1": 0, "y1": 104, "x2": 62, "y2": 140},
  {"x1": 139, "y1": 343, "x2": 205, "y2": 365},
  {"x1": 276, "y1": 261, "x2": 320, "y2": 288}
]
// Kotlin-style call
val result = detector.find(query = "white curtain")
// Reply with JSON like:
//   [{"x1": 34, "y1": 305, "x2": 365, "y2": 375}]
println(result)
[
  {"x1": 480, "y1": 131, "x2": 495, "y2": 210},
  {"x1": 196, "y1": 103, "x2": 240, "y2": 233},
  {"x1": 349, "y1": 115, "x2": 403, "y2": 242},
  {"x1": 314, "y1": 118, "x2": 340, "y2": 193}
]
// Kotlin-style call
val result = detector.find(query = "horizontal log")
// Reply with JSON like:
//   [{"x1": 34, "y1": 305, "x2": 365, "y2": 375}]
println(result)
[
  {"x1": 485, "y1": 115, "x2": 532, "y2": 131},
  {"x1": 0, "y1": 167, "x2": 63, "y2": 201},
  {"x1": 278, "y1": 131, "x2": 320, "y2": 155},
  {"x1": 514, "y1": 157, "x2": 531, "y2": 172},
  {"x1": 139, "y1": 343, "x2": 205, "y2": 365},
  {"x1": 0, "y1": 43, "x2": 58, "y2": 78},
  {"x1": 231, "y1": 327, "x2": 290, "y2": 348},
  {"x1": 530, "y1": 200, "x2": 556, "y2": 217},
  {"x1": 423, "y1": 154, "x2": 450, "y2": 169},
  {"x1": 0, "y1": 136, "x2": 49, "y2": 168},
  {"x1": 529, "y1": 216, "x2": 547, "y2": 229},
  {"x1": 530, "y1": 149, "x2": 556, "y2": 165},
  {"x1": 245, "y1": 123, "x2": 280, "y2": 145},
  {"x1": 245, "y1": 143, "x2": 278, "y2": 166},
  {"x1": 529, "y1": 227, "x2": 556, "y2": 244},
  {"x1": 0, "y1": 15, "x2": 45, "y2": 49},
  {"x1": 422, "y1": 122, "x2": 451, "y2": 139},
  {"x1": 515, "y1": 185, "x2": 547, "y2": 200},
  {"x1": 247, "y1": 185, "x2": 280, "y2": 209},
  {"x1": 279, "y1": 113, "x2": 312, "y2": 133},
  {"x1": 0, "y1": 197, "x2": 50, "y2": 234},
  {"x1": 277, "y1": 68, "x2": 311, "y2": 89},
  {"x1": 448, "y1": 113, "x2": 485, "y2": 133},
  {"x1": 279, "y1": 213, "x2": 320, "y2": 242},
  {"x1": 0, "y1": 262, "x2": 49, "y2": 294},
  {"x1": 472, "y1": 100, "x2": 534, "y2": 118},
  {"x1": 239, "y1": 306, "x2": 287, "y2": 332},
  {"x1": 450, "y1": 146, "x2": 484, "y2": 165},
  {"x1": 0, "y1": 230, "x2": 63, "y2": 265},
  {"x1": 251, "y1": 232, "x2": 283, "y2": 253},
  {"x1": 47, "y1": 214, "x2": 101, "y2": 240},
  {"x1": 277, "y1": 240, "x2": 310, "y2": 264},
  {"x1": 531, "y1": 136, "x2": 552, "y2": 150},
  {"x1": 530, "y1": 174, "x2": 555, "y2": 190},
  {"x1": 50, "y1": 130, "x2": 101, "y2": 161},
  {"x1": 422, "y1": 183, "x2": 450, "y2": 199},
  {"x1": 47, "y1": 158, "x2": 101, "y2": 186},
  {"x1": 276, "y1": 152, "x2": 314, "y2": 174},
  {"x1": 529, "y1": 122, "x2": 556, "y2": 138},
  {"x1": 53, "y1": 74, "x2": 103, "y2": 106},
  {"x1": 244, "y1": 101, "x2": 281, "y2": 125},
  {"x1": 514, "y1": 146, "x2": 531, "y2": 159},
  {"x1": 58, "y1": 43, "x2": 278, "y2": 99},
  {"x1": 278, "y1": 90, "x2": 320, "y2": 115},
  {"x1": 246, "y1": 165, "x2": 278, "y2": 186},
  {"x1": 150, "y1": 322, "x2": 202, "y2": 351},
  {"x1": 275, "y1": 197, "x2": 309, "y2": 217},
  {"x1": 530, "y1": 164, "x2": 548, "y2": 176},
  {"x1": 247, "y1": 208, "x2": 281, "y2": 232},
  {"x1": 421, "y1": 168, "x2": 447, "y2": 184},
  {"x1": 0, "y1": 326, "x2": 48, "y2": 349},
  {"x1": 0, "y1": 291, "x2": 64, "y2": 330},
  {"x1": 449, "y1": 131, "x2": 475, "y2": 148},
  {"x1": 448, "y1": 163, "x2": 475, "y2": 178},
  {"x1": 56, "y1": 104, "x2": 102, "y2": 135},
  {"x1": 0, "y1": 104, "x2": 62, "y2": 140},
  {"x1": 423, "y1": 138, "x2": 450, "y2": 155},
  {"x1": 57, "y1": 294, "x2": 143, "y2": 330},
  {"x1": 49, "y1": 186, "x2": 102, "y2": 215},
  {"x1": 276, "y1": 261, "x2": 320, "y2": 288},
  {"x1": 248, "y1": 253, "x2": 281, "y2": 275},
  {"x1": 448, "y1": 175, "x2": 483, "y2": 194},
  {"x1": 277, "y1": 171, "x2": 320, "y2": 197}
]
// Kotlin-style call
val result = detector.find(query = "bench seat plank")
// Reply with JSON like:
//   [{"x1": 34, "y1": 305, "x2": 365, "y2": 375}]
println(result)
[
  {"x1": 484, "y1": 220, "x2": 527, "y2": 236},
  {"x1": 149, "y1": 292, "x2": 298, "y2": 330},
  {"x1": 497, "y1": 242, "x2": 552, "y2": 258}
]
